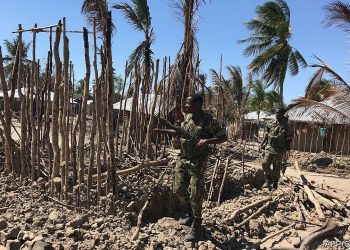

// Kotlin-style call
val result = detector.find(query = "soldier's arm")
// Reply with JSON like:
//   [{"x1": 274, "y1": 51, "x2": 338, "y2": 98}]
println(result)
[{"x1": 197, "y1": 118, "x2": 227, "y2": 149}]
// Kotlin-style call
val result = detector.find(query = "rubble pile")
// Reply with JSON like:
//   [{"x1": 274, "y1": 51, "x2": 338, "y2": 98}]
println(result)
[{"x1": 0, "y1": 158, "x2": 349, "y2": 250}]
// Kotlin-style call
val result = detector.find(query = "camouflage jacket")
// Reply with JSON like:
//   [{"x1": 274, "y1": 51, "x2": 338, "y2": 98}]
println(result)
[
  {"x1": 179, "y1": 112, "x2": 226, "y2": 159},
  {"x1": 265, "y1": 118, "x2": 292, "y2": 154}
]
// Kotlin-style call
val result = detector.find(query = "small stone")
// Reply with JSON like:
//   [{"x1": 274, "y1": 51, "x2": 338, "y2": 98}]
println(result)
[
  {"x1": 199, "y1": 245, "x2": 207, "y2": 250},
  {"x1": 0, "y1": 220, "x2": 8, "y2": 230},
  {"x1": 16, "y1": 231, "x2": 24, "y2": 240},
  {"x1": 184, "y1": 241, "x2": 192, "y2": 248},
  {"x1": 55, "y1": 224, "x2": 65, "y2": 230},
  {"x1": 32, "y1": 241, "x2": 54, "y2": 250},
  {"x1": 8, "y1": 226, "x2": 21, "y2": 239},
  {"x1": 207, "y1": 241, "x2": 216, "y2": 250},
  {"x1": 292, "y1": 237, "x2": 302, "y2": 248},
  {"x1": 127, "y1": 201, "x2": 135, "y2": 210},
  {"x1": 0, "y1": 231, "x2": 9, "y2": 245},
  {"x1": 139, "y1": 234, "x2": 149, "y2": 241},
  {"x1": 22, "y1": 231, "x2": 35, "y2": 241},
  {"x1": 47, "y1": 226, "x2": 55, "y2": 235},
  {"x1": 48, "y1": 211, "x2": 59, "y2": 221},
  {"x1": 5, "y1": 239, "x2": 20, "y2": 250},
  {"x1": 295, "y1": 224, "x2": 305, "y2": 230},
  {"x1": 2, "y1": 212, "x2": 14, "y2": 222}
]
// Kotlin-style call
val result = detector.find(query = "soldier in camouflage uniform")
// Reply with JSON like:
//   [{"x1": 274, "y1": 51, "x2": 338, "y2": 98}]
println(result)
[
  {"x1": 154, "y1": 94, "x2": 227, "y2": 242},
  {"x1": 260, "y1": 108, "x2": 292, "y2": 189}
]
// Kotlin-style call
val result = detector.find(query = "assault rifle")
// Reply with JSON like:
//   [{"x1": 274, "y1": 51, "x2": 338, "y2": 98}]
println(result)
[
  {"x1": 158, "y1": 117, "x2": 199, "y2": 143},
  {"x1": 154, "y1": 116, "x2": 221, "y2": 159}
]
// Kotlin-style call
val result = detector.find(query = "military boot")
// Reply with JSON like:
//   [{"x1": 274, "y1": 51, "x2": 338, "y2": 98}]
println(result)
[
  {"x1": 262, "y1": 175, "x2": 272, "y2": 188},
  {"x1": 273, "y1": 178, "x2": 279, "y2": 190},
  {"x1": 179, "y1": 212, "x2": 193, "y2": 226},
  {"x1": 184, "y1": 217, "x2": 202, "y2": 242}
]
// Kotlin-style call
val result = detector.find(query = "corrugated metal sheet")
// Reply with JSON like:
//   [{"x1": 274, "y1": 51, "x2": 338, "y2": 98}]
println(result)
[
  {"x1": 113, "y1": 94, "x2": 162, "y2": 115},
  {"x1": 244, "y1": 111, "x2": 273, "y2": 120}
]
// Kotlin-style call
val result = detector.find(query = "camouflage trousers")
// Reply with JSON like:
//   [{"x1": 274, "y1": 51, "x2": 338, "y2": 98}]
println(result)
[
  {"x1": 174, "y1": 157, "x2": 206, "y2": 218},
  {"x1": 262, "y1": 152, "x2": 284, "y2": 181}
]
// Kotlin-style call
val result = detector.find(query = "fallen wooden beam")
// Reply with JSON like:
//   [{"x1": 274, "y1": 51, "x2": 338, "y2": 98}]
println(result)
[
  {"x1": 92, "y1": 158, "x2": 169, "y2": 180},
  {"x1": 234, "y1": 195, "x2": 282, "y2": 229},
  {"x1": 252, "y1": 223, "x2": 296, "y2": 248},
  {"x1": 226, "y1": 196, "x2": 272, "y2": 224},
  {"x1": 311, "y1": 190, "x2": 336, "y2": 210},
  {"x1": 312, "y1": 187, "x2": 346, "y2": 203},
  {"x1": 294, "y1": 161, "x2": 325, "y2": 221}
]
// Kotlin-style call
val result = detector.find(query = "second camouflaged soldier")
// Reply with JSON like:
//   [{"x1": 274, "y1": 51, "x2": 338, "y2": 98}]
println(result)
[
  {"x1": 154, "y1": 94, "x2": 227, "y2": 242},
  {"x1": 260, "y1": 108, "x2": 292, "y2": 189}
]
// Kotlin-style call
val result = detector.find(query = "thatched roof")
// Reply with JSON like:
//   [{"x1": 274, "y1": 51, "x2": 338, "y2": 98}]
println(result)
[{"x1": 287, "y1": 86, "x2": 350, "y2": 125}]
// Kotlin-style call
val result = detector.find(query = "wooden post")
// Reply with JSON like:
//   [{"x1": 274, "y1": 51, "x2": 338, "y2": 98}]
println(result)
[
  {"x1": 146, "y1": 60, "x2": 160, "y2": 158},
  {"x1": 335, "y1": 124, "x2": 342, "y2": 155},
  {"x1": 315, "y1": 124, "x2": 320, "y2": 153},
  {"x1": 341, "y1": 125, "x2": 346, "y2": 157},
  {"x1": 309, "y1": 125, "x2": 315, "y2": 153},
  {"x1": 78, "y1": 27, "x2": 91, "y2": 187},
  {"x1": 62, "y1": 17, "x2": 70, "y2": 200},
  {"x1": 51, "y1": 20, "x2": 62, "y2": 191},
  {"x1": 30, "y1": 24, "x2": 38, "y2": 181},
  {"x1": 328, "y1": 125, "x2": 334, "y2": 154},
  {"x1": 217, "y1": 157, "x2": 230, "y2": 205}
]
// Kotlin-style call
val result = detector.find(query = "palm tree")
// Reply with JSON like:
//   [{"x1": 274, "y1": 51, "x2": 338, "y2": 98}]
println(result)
[
  {"x1": 263, "y1": 90, "x2": 280, "y2": 114},
  {"x1": 3, "y1": 36, "x2": 31, "y2": 79},
  {"x1": 248, "y1": 80, "x2": 281, "y2": 119},
  {"x1": 210, "y1": 66, "x2": 250, "y2": 134},
  {"x1": 240, "y1": 0, "x2": 307, "y2": 106},
  {"x1": 113, "y1": 0, "x2": 154, "y2": 93},
  {"x1": 324, "y1": 1, "x2": 350, "y2": 32},
  {"x1": 81, "y1": 0, "x2": 115, "y2": 33},
  {"x1": 248, "y1": 80, "x2": 266, "y2": 120}
]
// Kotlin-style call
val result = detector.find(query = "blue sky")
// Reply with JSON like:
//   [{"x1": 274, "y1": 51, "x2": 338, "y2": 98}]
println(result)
[{"x1": 0, "y1": 0, "x2": 349, "y2": 103}]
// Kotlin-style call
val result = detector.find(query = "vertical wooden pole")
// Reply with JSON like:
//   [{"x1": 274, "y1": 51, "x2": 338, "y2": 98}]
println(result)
[
  {"x1": 30, "y1": 24, "x2": 38, "y2": 182},
  {"x1": 51, "y1": 20, "x2": 62, "y2": 192},
  {"x1": 78, "y1": 27, "x2": 91, "y2": 188},
  {"x1": 146, "y1": 60, "x2": 160, "y2": 158}
]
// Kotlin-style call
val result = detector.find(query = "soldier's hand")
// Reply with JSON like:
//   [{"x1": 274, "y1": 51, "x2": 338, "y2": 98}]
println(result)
[{"x1": 196, "y1": 139, "x2": 208, "y2": 151}]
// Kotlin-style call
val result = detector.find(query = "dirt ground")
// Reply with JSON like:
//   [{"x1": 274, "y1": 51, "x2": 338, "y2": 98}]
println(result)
[{"x1": 1, "y1": 122, "x2": 350, "y2": 249}]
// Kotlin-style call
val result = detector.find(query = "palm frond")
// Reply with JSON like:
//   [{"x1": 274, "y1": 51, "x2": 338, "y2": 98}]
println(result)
[
  {"x1": 132, "y1": 0, "x2": 151, "y2": 29},
  {"x1": 243, "y1": 41, "x2": 274, "y2": 57},
  {"x1": 127, "y1": 41, "x2": 145, "y2": 73},
  {"x1": 209, "y1": 68, "x2": 223, "y2": 86},
  {"x1": 288, "y1": 50, "x2": 299, "y2": 76},
  {"x1": 309, "y1": 55, "x2": 349, "y2": 87},
  {"x1": 324, "y1": 0, "x2": 350, "y2": 32},
  {"x1": 276, "y1": 0, "x2": 290, "y2": 24},
  {"x1": 249, "y1": 42, "x2": 285, "y2": 74},
  {"x1": 113, "y1": 2, "x2": 144, "y2": 31}
]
